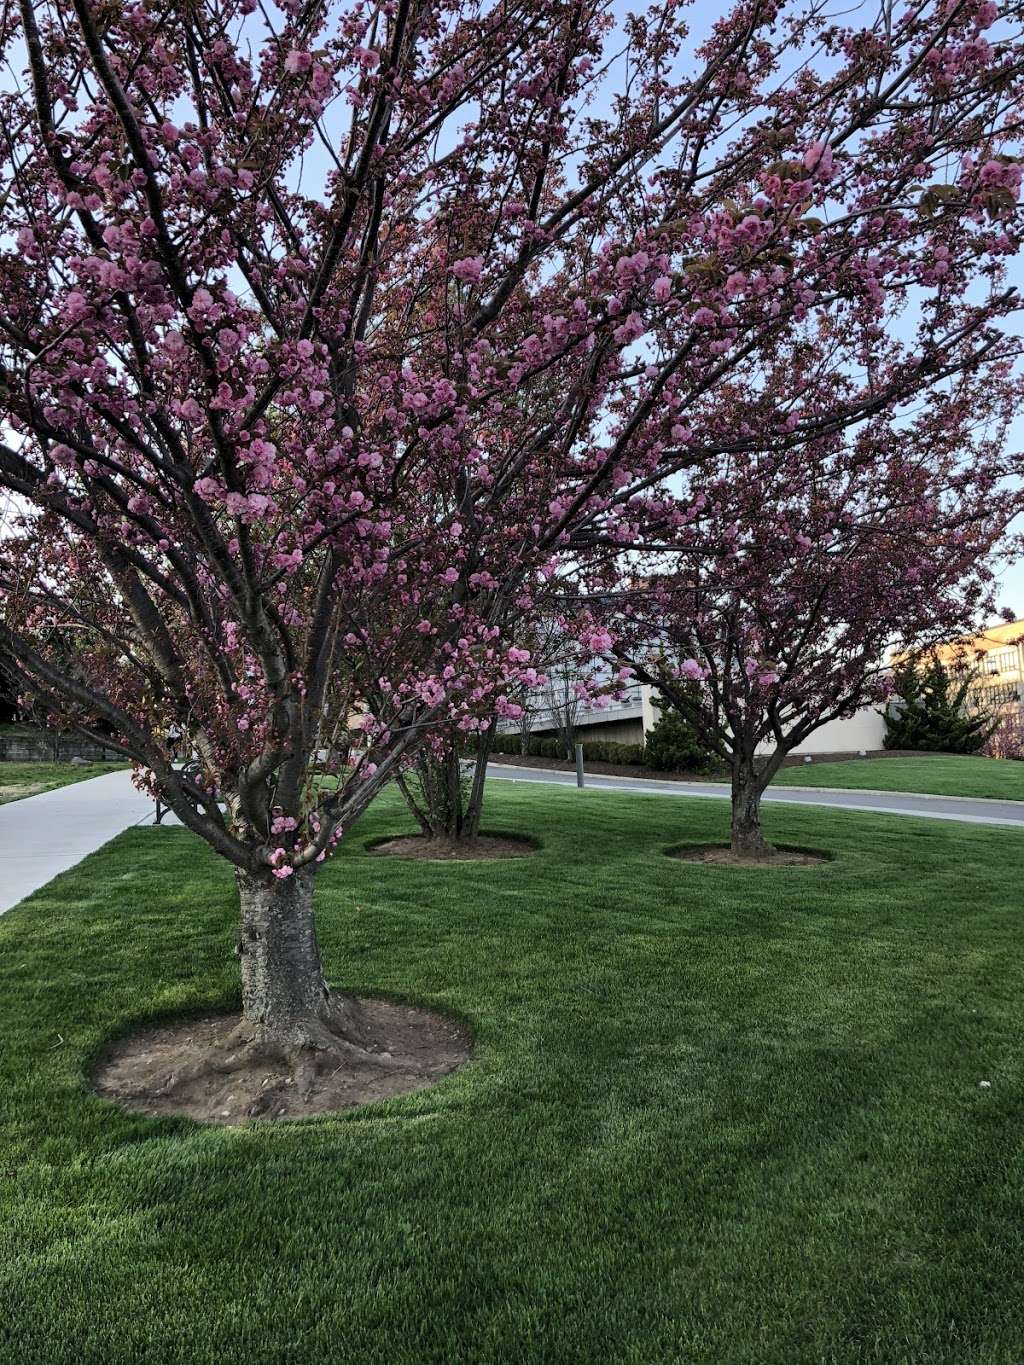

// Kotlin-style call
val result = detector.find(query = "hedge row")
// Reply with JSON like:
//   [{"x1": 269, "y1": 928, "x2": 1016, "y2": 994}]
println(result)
[{"x1": 490, "y1": 732, "x2": 645, "y2": 766}]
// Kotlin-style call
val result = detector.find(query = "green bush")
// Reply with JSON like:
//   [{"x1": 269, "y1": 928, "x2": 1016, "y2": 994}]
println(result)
[
  {"x1": 489, "y1": 733, "x2": 645, "y2": 765},
  {"x1": 642, "y1": 695, "x2": 716, "y2": 773},
  {"x1": 579, "y1": 739, "x2": 645, "y2": 765},
  {"x1": 490, "y1": 733, "x2": 561, "y2": 759},
  {"x1": 884, "y1": 655, "x2": 997, "y2": 755},
  {"x1": 487, "y1": 734, "x2": 525, "y2": 756}
]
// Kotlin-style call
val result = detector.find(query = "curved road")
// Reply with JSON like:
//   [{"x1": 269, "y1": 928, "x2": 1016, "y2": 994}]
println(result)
[{"x1": 488, "y1": 762, "x2": 1024, "y2": 829}]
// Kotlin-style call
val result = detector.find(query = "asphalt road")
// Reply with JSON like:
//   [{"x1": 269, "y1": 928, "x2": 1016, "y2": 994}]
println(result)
[{"x1": 488, "y1": 762, "x2": 1024, "y2": 829}]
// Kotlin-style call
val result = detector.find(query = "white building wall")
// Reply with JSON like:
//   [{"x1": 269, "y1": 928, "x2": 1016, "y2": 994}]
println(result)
[
  {"x1": 756, "y1": 706, "x2": 886, "y2": 756},
  {"x1": 639, "y1": 685, "x2": 886, "y2": 756},
  {"x1": 514, "y1": 678, "x2": 888, "y2": 757}
]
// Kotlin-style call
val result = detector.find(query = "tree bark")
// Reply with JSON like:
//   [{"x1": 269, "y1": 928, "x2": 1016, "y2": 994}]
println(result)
[
  {"x1": 730, "y1": 758, "x2": 775, "y2": 859},
  {"x1": 235, "y1": 866, "x2": 364, "y2": 1052},
  {"x1": 462, "y1": 720, "x2": 495, "y2": 841},
  {"x1": 444, "y1": 746, "x2": 463, "y2": 839},
  {"x1": 519, "y1": 715, "x2": 531, "y2": 755}
]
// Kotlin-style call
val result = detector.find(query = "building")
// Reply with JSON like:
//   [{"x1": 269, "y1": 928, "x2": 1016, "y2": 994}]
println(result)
[
  {"x1": 506, "y1": 677, "x2": 886, "y2": 756},
  {"x1": 933, "y1": 619, "x2": 1024, "y2": 714},
  {"x1": 499, "y1": 679, "x2": 655, "y2": 749}
]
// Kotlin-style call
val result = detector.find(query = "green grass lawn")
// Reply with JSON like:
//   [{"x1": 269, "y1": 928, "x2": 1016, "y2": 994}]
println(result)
[
  {"x1": 3, "y1": 785, "x2": 1024, "y2": 1364},
  {"x1": 774, "y1": 752, "x2": 1024, "y2": 801},
  {"x1": 0, "y1": 760, "x2": 125, "y2": 805}
]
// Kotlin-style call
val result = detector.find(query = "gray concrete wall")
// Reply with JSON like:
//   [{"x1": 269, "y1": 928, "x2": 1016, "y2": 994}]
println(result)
[
  {"x1": 572, "y1": 717, "x2": 645, "y2": 746},
  {"x1": 0, "y1": 731, "x2": 122, "y2": 763}
]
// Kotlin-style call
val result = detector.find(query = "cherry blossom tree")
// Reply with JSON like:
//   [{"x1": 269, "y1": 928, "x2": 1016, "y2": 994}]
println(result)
[
  {"x1": 605, "y1": 383, "x2": 1022, "y2": 858},
  {"x1": 0, "y1": 0, "x2": 1022, "y2": 1088},
  {"x1": 393, "y1": 719, "x2": 496, "y2": 846}
]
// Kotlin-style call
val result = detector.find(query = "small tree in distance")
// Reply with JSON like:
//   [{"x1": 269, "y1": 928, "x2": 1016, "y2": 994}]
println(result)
[
  {"x1": 984, "y1": 709, "x2": 1024, "y2": 761},
  {"x1": 395, "y1": 721, "x2": 496, "y2": 848},
  {"x1": 607, "y1": 396, "x2": 1021, "y2": 859}
]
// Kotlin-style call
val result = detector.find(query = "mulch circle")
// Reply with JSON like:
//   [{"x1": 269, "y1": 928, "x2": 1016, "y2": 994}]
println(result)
[
  {"x1": 368, "y1": 834, "x2": 537, "y2": 861},
  {"x1": 92, "y1": 997, "x2": 472, "y2": 1126},
  {"x1": 666, "y1": 843, "x2": 830, "y2": 868}
]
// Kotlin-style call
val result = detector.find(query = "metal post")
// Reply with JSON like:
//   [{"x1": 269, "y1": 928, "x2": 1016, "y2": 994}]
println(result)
[{"x1": 575, "y1": 743, "x2": 585, "y2": 788}]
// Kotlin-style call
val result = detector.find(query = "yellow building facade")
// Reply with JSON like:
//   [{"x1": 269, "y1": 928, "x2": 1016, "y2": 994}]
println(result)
[{"x1": 933, "y1": 620, "x2": 1024, "y2": 712}]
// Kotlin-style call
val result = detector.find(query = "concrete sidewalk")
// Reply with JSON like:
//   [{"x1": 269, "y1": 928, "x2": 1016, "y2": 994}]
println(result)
[{"x1": 0, "y1": 769, "x2": 153, "y2": 915}]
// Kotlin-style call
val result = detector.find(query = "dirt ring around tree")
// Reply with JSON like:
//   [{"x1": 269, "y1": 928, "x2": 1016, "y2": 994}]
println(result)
[
  {"x1": 367, "y1": 833, "x2": 539, "y2": 860},
  {"x1": 666, "y1": 842, "x2": 832, "y2": 868},
  {"x1": 91, "y1": 997, "x2": 473, "y2": 1126}
]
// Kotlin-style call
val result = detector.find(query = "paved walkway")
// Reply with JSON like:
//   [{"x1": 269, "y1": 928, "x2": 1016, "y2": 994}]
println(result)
[
  {"x1": 488, "y1": 762, "x2": 1024, "y2": 829},
  {"x1": 0, "y1": 769, "x2": 153, "y2": 915}
]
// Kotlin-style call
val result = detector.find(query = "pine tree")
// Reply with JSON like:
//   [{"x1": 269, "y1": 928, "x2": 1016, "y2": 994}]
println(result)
[
  {"x1": 643, "y1": 695, "x2": 717, "y2": 773},
  {"x1": 884, "y1": 656, "x2": 997, "y2": 755}
]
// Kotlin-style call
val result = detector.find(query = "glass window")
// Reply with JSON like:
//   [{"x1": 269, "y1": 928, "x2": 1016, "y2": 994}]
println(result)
[{"x1": 984, "y1": 647, "x2": 1018, "y2": 676}]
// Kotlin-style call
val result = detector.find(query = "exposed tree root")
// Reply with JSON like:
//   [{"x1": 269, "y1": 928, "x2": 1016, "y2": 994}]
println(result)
[{"x1": 93, "y1": 996, "x2": 472, "y2": 1124}]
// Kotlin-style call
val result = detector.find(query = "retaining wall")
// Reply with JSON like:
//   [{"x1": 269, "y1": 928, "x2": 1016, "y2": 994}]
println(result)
[{"x1": 0, "y1": 732, "x2": 122, "y2": 763}]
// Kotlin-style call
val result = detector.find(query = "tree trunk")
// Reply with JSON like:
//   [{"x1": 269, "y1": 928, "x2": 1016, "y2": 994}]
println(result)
[
  {"x1": 519, "y1": 715, "x2": 531, "y2": 755},
  {"x1": 235, "y1": 866, "x2": 364, "y2": 1052},
  {"x1": 462, "y1": 720, "x2": 496, "y2": 840},
  {"x1": 730, "y1": 759, "x2": 775, "y2": 859},
  {"x1": 444, "y1": 746, "x2": 463, "y2": 840}
]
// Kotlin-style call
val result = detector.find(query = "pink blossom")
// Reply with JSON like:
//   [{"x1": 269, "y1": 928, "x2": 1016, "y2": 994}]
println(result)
[
  {"x1": 613, "y1": 312, "x2": 645, "y2": 345},
  {"x1": 63, "y1": 292, "x2": 89, "y2": 320},
  {"x1": 451, "y1": 256, "x2": 484, "y2": 284},
  {"x1": 417, "y1": 679, "x2": 445, "y2": 707},
  {"x1": 677, "y1": 659, "x2": 706, "y2": 682},
  {"x1": 803, "y1": 140, "x2": 834, "y2": 179}
]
